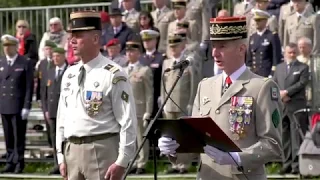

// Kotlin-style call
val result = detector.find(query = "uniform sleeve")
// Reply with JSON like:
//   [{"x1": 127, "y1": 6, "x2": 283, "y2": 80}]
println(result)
[
  {"x1": 24, "y1": 60, "x2": 34, "y2": 110},
  {"x1": 286, "y1": 64, "x2": 309, "y2": 97},
  {"x1": 200, "y1": 0, "x2": 211, "y2": 42},
  {"x1": 111, "y1": 71, "x2": 138, "y2": 168},
  {"x1": 312, "y1": 15, "x2": 320, "y2": 54},
  {"x1": 271, "y1": 32, "x2": 282, "y2": 73},
  {"x1": 144, "y1": 67, "x2": 154, "y2": 115},
  {"x1": 238, "y1": 79, "x2": 283, "y2": 172},
  {"x1": 56, "y1": 73, "x2": 68, "y2": 165},
  {"x1": 278, "y1": 5, "x2": 285, "y2": 44}
]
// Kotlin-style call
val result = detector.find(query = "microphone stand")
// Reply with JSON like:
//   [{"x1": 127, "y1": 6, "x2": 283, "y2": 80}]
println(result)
[{"x1": 122, "y1": 67, "x2": 186, "y2": 180}]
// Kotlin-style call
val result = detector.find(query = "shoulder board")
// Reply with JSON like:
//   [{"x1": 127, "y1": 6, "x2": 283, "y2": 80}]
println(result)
[
  {"x1": 104, "y1": 64, "x2": 119, "y2": 74},
  {"x1": 112, "y1": 76, "x2": 127, "y2": 84},
  {"x1": 202, "y1": 77, "x2": 209, "y2": 81}
]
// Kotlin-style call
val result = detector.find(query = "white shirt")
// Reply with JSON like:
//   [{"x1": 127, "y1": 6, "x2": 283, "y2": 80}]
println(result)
[
  {"x1": 118, "y1": 0, "x2": 123, "y2": 8},
  {"x1": 146, "y1": 49, "x2": 156, "y2": 56},
  {"x1": 55, "y1": 63, "x2": 66, "y2": 77},
  {"x1": 257, "y1": 28, "x2": 267, "y2": 36},
  {"x1": 222, "y1": 64, "x2": 247, "y2": 85},
  {"x1": 6, "y1": 54, "x2": 18, "y2": 66},
  {"x1": 56, "y1": 53, "x2": 137, "y2": 168},
  {"x1": 128, "y1": 61, "x2": 139, "y2": 70}
]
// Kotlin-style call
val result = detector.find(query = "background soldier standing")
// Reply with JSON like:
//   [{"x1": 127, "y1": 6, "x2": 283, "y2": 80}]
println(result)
[
  {"x1": 283, "y1": 0, "x2": 320, "y2": 54},
  {"x1": 0, "y1": 35, "x2": 34, "y2": 173},
  {"x1": 36, "y1": 40, "x2": 57, "y2": 151},
  {"x1": 124, "y1": 41, "x2": 153, "y2": 174},
  {"x1": 151, "y1": 0, "x2": 175, "y2": 54},
  {"x1": 246, "y1": 9, "x2": 282, "y2": 77},
  {"x1": 56, "y1": 11, "x2": 137, "y2": 180},
  {"x1": 43, "y1": 47, "x2": 68, "y2": 175},
  {"x1": 278, "y1": 0, "x2": 314, "y2": 43},
  {"x1": 139, "y1": 30, "x2": 164, "y2": 118},
  {"x1": 158, "y1": 16, "x2": 283, "y2": 180},
  {"x1": 161, "y1": 34, "x2": 198, "y2": 174}
]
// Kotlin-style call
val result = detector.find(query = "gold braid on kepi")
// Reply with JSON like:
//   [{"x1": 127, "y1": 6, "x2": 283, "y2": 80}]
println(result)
[
  {"x1": 68, "y1": 11, "x2": 101, "y2": 32},
  {"x1": 210, "y1": 16, "x2": 247, "y2": 41}
]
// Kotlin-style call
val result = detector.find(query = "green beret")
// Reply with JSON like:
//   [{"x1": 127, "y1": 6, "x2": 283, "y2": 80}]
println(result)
[
  {"x1": 52, "y1": 47, "x2": 66, "y2": 54},
  {"x1": 45, "y1": 40, "x2": 57, "y2": 48}
]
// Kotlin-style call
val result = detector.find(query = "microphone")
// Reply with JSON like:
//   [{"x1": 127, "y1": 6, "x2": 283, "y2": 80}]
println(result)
[{"x1": 164, "y1": 60, "x2": 190, "y2": 72}]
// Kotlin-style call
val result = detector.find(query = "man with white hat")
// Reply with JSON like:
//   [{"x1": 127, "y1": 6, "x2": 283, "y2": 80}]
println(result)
[
  {"x1": 246, "y1": 9, "x2": 282, "y2": 78},
  {"x1": 0, "y1": 34, "x2": 34, "y2": 173}
]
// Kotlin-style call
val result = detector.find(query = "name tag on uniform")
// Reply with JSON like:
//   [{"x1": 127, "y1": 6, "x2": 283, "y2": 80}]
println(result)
[
  {"x1": 293, "y1": 71, "x2": 300, "y2": 75},
  {"x1": 15, "y1": 68, "x2": 24, "y2": 71},
  {"x1": 85, "y1": 91, "x2": 103, "y2": 116}
]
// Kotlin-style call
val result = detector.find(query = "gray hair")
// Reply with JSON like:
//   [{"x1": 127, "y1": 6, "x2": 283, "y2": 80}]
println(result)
[{"x1": 298, "y1": 37, "x2": 312, "y2": 46}]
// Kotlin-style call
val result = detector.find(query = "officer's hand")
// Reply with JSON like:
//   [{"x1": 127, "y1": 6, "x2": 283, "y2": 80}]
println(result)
[
  {"x1": 104, "y1": 163, "x2": 125, "y2": 180},
  {"x1": 45, "y1": 112, "x2": 50, "y2": 121},
  {"x1": 21, "y1": 108, "x2": 29, "y2": 120},
  {"x1": 158, "y1": 137, "x2": 180, "y2": 156},
  {"x1": 59, "y1": 163, "x2": 68, "y2": 180}
]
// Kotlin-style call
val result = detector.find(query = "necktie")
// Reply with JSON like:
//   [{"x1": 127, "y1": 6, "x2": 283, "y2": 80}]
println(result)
[
  {"x1": 128, "y1": 66, "x2": 134, "y2": 74},
  {"x1": 156, "y1": 10, "x2": 161, "y2": 18},
  {"x1": 78, "y1": 66, "x2": 86, "y2": 86},
  {"x1": 7, "y1": 60, "x2": 12, "y2": 66},
  {"x1": 245, "y1": 3, "x2": 248, "y2": 11},
  {"x1": 114, "y1": 28, "x2": 118, "y2": 35},
  {"x1": 47, "y1": 60, "x2": 53, "y2": 70},
  {"x1": 287, "y1": 63, "x2": 291, "y2": 74},
  {"x1": 56, "y1": 69, "x2": 62, "y2": 79},
  {"x1": 222, "y1": 76, "x2": 232, "y2": 95}
]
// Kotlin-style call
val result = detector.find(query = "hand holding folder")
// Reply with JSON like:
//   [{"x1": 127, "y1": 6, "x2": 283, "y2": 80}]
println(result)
[{"x1": 153, "y1": 116, "x2": 241, "y2": 153}]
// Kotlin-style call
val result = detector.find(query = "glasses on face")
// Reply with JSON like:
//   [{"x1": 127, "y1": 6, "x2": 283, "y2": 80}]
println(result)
[{"x1": 17, "y1": 25, "x2": 26, "y2": 28}]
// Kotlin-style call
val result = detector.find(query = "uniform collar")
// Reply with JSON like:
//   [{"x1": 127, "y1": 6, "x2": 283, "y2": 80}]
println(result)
[
  {"x1": 128, "y1": 61, "x2": 139, "y2": 67},
  {"x1": 172, "y1": 48, "x2": 186, "y2": 62},
  {"x1": 146, "y1": 49, "x2": 156, "y2": 56},
  {"x1": 56, "y1": 63, "x2": 66, "y2": 71},
  {"x1": 6, "y1": 54, "x2": 18, "y2": 64},
  {"x1": 79, "y1": 53, "x2": 103, "y2": 73},
  {"x1": 257, "y1": 28, "x2": 267, "y2": 36},
  {"x1": 222, "y1": 64, "x2": 247, "y2": 85}
]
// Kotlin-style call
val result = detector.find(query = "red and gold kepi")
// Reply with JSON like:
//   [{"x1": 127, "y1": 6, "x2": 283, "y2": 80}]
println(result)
[{"x1": 209, "y1": 16, "x2": 247, "y2": 41}]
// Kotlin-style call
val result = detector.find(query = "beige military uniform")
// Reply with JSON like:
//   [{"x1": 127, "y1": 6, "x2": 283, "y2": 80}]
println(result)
[
  {"x1": 185, "y1": 0, "x2": 211, "y2": 42},
  {"x1": 151, "y1": 6, "x2": 175, "y2": 54},
  {"x1": 167, "y1": 19, "x2": 199, "y2": 56},
  {"x1": 278, "y1": 2, "x2": 314, "y2": 43},
  {"x1": 248, "y1": 14, "x2": 278, "y2": 37},
  {"x1": 283, "y1": 11, "x2": 320, "y2": 54},
  {"x1": 125, "y1": 63, "x2": 153, "y2": 169},
  {"x1": 110, "y1": 54, "x2": 128, "y2": 67},
  {"x1": 233, "y1": 1, "x2": 255, "y2": 16},
  {"x1": 56, "y1": 53, "x2": 137, "y2": 179},
  {"x1": 192, "y1": 68, "x2": 282, "y2": 180},
  {"x1": 123, "y1": 9, "x2": 140, "y2": 31},
  {"x1": 161, "y1": 50, "x2": 199, "y2": 170}
]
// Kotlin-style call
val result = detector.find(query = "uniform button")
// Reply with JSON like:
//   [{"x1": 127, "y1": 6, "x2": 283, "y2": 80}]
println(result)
[
  {"x1": 50, "y1": 92, "x2": 53, "y2": 94},
  {"x1": 253, "y1": 57, "x2": 256, "y2": 59},
  {"x1": 11, "y1": 79, "x2": 14, "y2": 81},
  {"x1": 215, "y1": 110, "x2": 220, "y2": 114},
  {"x1": 2, "y1": 93, "x2": 5, "y2": 96},
  {"x1": 10, "y1": 86, "x2": 13, "y2": 89},
  {"x1": 248, "y1": 169, "x2": 251, "y2": 173},
  {"x1": 50, "y1": 99, "x2": 53, "y2": 102},
  {"x1": 200, "y1": 112, "x2": 203, "y2": 116},
  {"x1": 10, "y1": 94, "x2": 13, "y2": 96},
  {"x1": 253, "y1": 61, "x2": 256, "y2": 64},
  {"x1": 2, "y1": 86, "x2": 5, "y2": 88},
  {"x1": 253, "y1": 66, "x2": 256, "y2": 68},
  {"x1": 260, "y1": 52, "x2": 263, "y2": 54}
]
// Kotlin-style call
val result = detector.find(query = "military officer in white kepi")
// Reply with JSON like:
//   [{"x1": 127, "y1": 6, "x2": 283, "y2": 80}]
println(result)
[{"x1": 56, "y1": 11, "x2": 137, "y2": 180}]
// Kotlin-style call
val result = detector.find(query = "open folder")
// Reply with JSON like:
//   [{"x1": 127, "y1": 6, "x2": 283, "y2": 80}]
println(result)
[{"x1": 151, "y1": 116, "x2": 241, "y2": 153}]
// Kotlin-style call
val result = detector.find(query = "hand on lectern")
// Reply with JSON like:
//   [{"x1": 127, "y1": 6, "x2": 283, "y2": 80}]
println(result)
[
  {"x1": 158, "y1": 137, "x2": 180, "y2": 156},
  {"x1": 203, "y1": 145, "x2": 241, "y2": 166}
]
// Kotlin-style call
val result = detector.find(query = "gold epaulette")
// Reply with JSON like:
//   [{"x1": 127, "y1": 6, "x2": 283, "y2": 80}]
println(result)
[{"x1": 104, "y1": 64, "x2": 119, "y2": 74}]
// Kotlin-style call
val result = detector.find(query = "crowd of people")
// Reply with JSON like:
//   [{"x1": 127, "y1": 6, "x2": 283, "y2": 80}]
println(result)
[{"x1": 0, "y1": 0, "x2": 319, "y2": 179}]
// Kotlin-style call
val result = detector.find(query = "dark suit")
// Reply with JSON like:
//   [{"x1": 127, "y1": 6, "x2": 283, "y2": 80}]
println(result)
[
  {"x1": 273, "y1": 60, "x2": 309, "y2": 172},
  {"x1": 103, "y1": 23, "x2": 138, "y2": 55},
  {"x1": 111, "y1": 0, "x2": 141, "y2": 12},
  {"x1": 139, "y1": 51, "x2": 164, "y2": 117},
  {"x1": 246, "y1": 29, "x2": 282, "y2": 77},
  {"x1": 36, "y1": 59, "x2": 55, "y2": 147},
  {"x1": 0, "y1": 55, "x2": 34, "y2": 171},
  {"x1": 43, "y1": 63, "x2": 68, "y2": 167},
  {"x1": 20, "y1": 33, "x2": 38, "y2": 69}
]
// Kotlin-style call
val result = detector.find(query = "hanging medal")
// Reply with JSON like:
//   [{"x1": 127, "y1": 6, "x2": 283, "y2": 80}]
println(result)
[{"x1": 229, "y1": 96, "x2": 238, "y2": 133}]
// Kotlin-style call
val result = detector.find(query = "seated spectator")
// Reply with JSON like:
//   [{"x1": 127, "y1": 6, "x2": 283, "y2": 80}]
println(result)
[
  {"x1": 15, "y1": 20, "x2": 38, "y2": 69},
  {"x1": 38, "y1": 17, "x2": 68, "y2": 61},
  {"x1": 138, "y1": 11, "x2": 160, "y2": 52},
  {"x1": 217, "y1": 9, "x2": 230, "y2": 17}
]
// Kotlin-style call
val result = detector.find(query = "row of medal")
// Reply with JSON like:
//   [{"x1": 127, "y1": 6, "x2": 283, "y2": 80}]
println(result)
[{"x1": 229, "y1": 96, "x2": 253, "y2": 140}]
